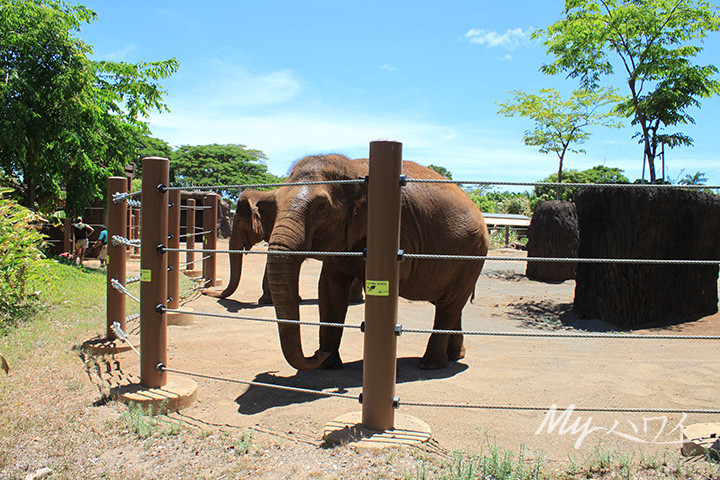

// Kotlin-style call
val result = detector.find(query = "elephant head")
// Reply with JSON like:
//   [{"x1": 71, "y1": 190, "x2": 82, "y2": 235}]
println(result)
[
  {"x1": 267, "y1": 154, "x2": 368, "y2": 370},
  {"x1": 214, "y1": 189, "x2": 277, "y2": 299}
]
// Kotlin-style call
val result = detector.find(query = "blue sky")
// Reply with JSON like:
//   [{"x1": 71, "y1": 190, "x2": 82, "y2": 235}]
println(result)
[{"x1": 79, "y1": 1, "x2": 720, "y2": 189}]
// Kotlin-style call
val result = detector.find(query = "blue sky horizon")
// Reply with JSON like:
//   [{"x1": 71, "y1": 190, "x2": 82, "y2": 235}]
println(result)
[{"x1": 80, "y1": 1, "x2": 720, "y2": 189}]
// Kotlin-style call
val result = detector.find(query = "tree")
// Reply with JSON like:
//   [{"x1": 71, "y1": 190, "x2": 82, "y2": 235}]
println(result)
[
  {"x1": 533, "y1": 165, "x2": 629, "y2": 204},
  {"x1": 170, "y1": 144, "x2": 282, "y2": 201},
  {"x1": 535, "y1": 0, "x2": 720, "y2": 183},
  {"x1": 498, "y1": 87, "x2": 624, "y2": 200},
  {"x1": 0, "y1": 0, "x2": 178, "y2": 214},
  {"x1": 427, "y1": 164, "x2": 452, "y2": 179},
  {"x1": 679, "y1": 170, "x2": 708, "y2": 184}
]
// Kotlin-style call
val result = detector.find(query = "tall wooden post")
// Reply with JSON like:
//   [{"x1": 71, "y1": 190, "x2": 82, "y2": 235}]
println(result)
[
  {"x1": 202, "y1": 193, "x2": 218, "y2": 287},
  {"x1": 362, "y1": 140, "x2": 403, "y2": 431},
  {"x1": 185, "y1": 199, "x2": 196, "y2": 272},
  {"x1": 106, "y1": 177, "x2": 128, "y2": 340},
  {"x1": 140, "y1": 157, "x2": 169, "y2": 388},
  {"x1": 167, "y1": 189, "x2": 181, "y2": 309}
]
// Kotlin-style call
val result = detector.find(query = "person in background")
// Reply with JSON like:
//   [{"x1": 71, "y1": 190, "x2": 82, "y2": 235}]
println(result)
[
  {"x1": 93, "y1": 225, "x2": 108, "y2": 267},
  {"x1": 72, "y1": 216, "x2": 94, "y2": 266}
]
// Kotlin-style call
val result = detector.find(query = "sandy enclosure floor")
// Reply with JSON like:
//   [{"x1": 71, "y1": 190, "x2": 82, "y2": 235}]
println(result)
[{"x1": 112, "y1": 238, "x2": 720, "y2": 462}]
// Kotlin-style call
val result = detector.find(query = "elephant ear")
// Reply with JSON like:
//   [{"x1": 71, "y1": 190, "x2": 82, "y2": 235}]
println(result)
[{"x1": 248, "y1": 198, "x2": 264, "y2": 238}]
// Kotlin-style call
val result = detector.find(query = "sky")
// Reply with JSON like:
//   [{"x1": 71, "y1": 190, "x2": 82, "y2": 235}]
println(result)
[{"x1": 78, "y1": 0, "x2": 720, "y2": 189}]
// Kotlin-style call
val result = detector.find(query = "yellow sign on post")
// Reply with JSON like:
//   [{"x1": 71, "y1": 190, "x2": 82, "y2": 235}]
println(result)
[
  {"x1": 140, "y1": 269, "x2": 152, "y2": 282},
  {"x1": 365, "y1": 280, "x2": 389, "y2": 296}
]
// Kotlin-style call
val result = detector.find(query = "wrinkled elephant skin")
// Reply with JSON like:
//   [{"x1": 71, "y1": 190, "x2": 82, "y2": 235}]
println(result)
[{"x1": 267, "y1": 154, "x2": 489, "y2": 371}]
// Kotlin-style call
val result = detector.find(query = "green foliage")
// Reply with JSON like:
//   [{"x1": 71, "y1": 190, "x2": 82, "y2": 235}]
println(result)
[
  {"x1": 0, "y1": 198, "x2": 49, "y2": 330},
  {"x1": 119, "y1": 401, "x2": 183, "y2": 438},
  {"x1": 0, "y1": 0, "x2": 177, "y2": 214},
  {"x1": 535, "y1": 0, "x2": 720, "y2": 182},
  {"x1": 533, "y1": 165, "x2": 629, "y2": 204},
  {"x1": 498, "y1": 87, "x2": 624, "y2": 200},
  {"x1": 427, "y1": 164, "x2": 453, "y2": 179},
  {"x1": 466, "y1": 189, "x2": 534, "y2": 216},
  {"x1": 170, "y1": 144, "x2": 282, "y2": 201},
  {"x1": 678, "y1": 170, "x2": 708, "y2": 185}
]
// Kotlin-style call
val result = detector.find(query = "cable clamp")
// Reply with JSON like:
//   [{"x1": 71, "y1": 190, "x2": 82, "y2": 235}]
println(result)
[
  {"x1": 156, "y1": 244, "x2": 166, "y2": 254},
  {"x1": 399, "y1": 175, "x2": 407, "y2": 186},
  {"x1": 157, "y1": 184, "x2": 167, "y2": 194},
  {"x1": 156, "y1": 363, "x2": 166, "y2": 372},
  {"x1": 397, "y1": 249, "x2": 405, "y2": 261},
  {"x1": 358, "y1": 393, "x2": 363, "y2": 404},
  {"x1": 393, "y1": 396, "x2": 400, "y2": 408},
  {"x1": 155, "y1": 304, "x2": 166, "y2": 314},
  {"x1": 360, "y1": 321, "x2": 365, "y2": 333},
  {"x1": 395, "y1": 324, "x2": 403, "y2": 336}
]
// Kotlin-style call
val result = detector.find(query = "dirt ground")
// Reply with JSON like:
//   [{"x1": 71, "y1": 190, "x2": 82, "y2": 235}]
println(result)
[{"x1": 113, "y1": 238, "x2": 720, "y2": 464}]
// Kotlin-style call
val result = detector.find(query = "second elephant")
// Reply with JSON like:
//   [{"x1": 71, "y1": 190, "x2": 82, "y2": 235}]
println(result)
[{"x1": 208, "y1": 189, "x2": 363, "y2": 304}]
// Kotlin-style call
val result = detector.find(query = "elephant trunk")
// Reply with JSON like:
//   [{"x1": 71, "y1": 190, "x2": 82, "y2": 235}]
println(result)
[
  {"x1": 268, "y1": 233, "x2": 328, "y2": 370},
  {"x1": 219, "y1": 217, "x2": 247, "y2": 299}
]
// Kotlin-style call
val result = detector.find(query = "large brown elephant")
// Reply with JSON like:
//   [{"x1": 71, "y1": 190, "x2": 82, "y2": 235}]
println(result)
[
  {"x1": 207, "y1": 189, "x2": 363, "y2": 305},
  {"x1": 208, "y1": 189, "x2": 277, "y2": 303},
  {"x1": 267, "y1": 154, "x2": 489, "y2": 371}
]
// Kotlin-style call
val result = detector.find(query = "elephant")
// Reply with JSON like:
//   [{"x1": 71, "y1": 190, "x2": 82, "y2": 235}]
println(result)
[
  {"x1": 267, "y1": 153, "x2": 489, "y2": 371},
  {"x1": 206, "y1": 189, "x2": 363, "y2": 304}
]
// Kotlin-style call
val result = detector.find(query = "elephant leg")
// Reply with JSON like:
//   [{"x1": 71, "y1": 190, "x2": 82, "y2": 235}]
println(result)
[
  {"x1": 420, "y1": 300, "x2": 465, "y2": 370},
  {"x1": 258, "y1": 264, "x2": 273, "y2": 304},
  {"x1": 318, "y1": 263, "x2": 353, "y2": 369},
  {"x1": 348, "y1": 277, "x2": 364, "y2": 304}
]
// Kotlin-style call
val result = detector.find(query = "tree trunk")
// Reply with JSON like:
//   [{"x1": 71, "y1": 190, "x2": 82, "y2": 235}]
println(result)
[
  {"x1": 526, "y1": 200, "x2": 578, "y2": 282},
  {"x1": 574, "y1": 187, "x2": 720, "y2": 327}
]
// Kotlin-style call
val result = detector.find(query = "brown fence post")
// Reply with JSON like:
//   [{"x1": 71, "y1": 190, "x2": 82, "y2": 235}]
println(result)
[
  {"x1": 167, "y1": 189, "x2": 180, "y2": 309},
  {"x1": 106, "y1": 177, "x2": 128, "y2": 341},
  {"x1": 202, "y1": 192, "x2": 218, "y2": 287},
  {"x1": 362, "y1": 140, "x2": 403, "y2": 431},
  {"x1": 140, "y1": 157, "x2": 169, "y2": 388},
  {"x1": 185, "y1": 198, "x2": 196, "y2": 274}
]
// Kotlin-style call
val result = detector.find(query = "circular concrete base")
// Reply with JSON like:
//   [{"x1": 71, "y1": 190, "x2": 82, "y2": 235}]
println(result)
[
  {"x1": 324, "y1": 412, "x2": 432, "y2": 448},
  {"x1": 82, "y1": 337, "x2": 134, "y2": 355},
  {"x1": 167, "y1": 307, "x2": 194, "y2": 326},
  {"x1": 111, "y1": 377, "x2": 198, "y2": 415},
  {"x1": 183, "y1": 270, "x2": 202, "y2": 278},
  {"x1": 682, "y1": 423, "x2": 720, "y2": 458}
]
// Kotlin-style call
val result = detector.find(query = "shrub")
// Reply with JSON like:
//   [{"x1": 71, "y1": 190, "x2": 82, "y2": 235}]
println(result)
[{"x1": 0, "y1": 198, "x2": 50, "y2": 330}]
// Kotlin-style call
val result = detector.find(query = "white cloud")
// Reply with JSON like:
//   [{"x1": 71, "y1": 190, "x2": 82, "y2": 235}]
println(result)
[
  {"x1": 464, "y1": 28, "x2": 534, "y2": 50},
  {"x1": 379, "y1": 64, "x2": 397, "y2": 71},
  {"x1": 99, "y1": 43, "x2": 140, "y2": 61}
]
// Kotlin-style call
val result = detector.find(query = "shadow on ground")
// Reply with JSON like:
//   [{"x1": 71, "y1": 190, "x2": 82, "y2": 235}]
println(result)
[{"x1": 235, "y1": 358, "x2": 468, "y2": 414}]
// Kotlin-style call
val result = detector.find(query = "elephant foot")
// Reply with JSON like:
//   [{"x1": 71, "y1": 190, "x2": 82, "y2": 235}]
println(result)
[
  {"x1": 447, "y1": 343, "x2": 466, "y2": 362},
  {"x1": 419, "y1": 353, "x2": 449, "y2": 370},
  {"x1": 257, "y1": 294, "x2": 302, "y2": 305},
  {"x1": 321, "y1": 351, "x2": 344, "y2": 369},
  {"x1": 257, "y1": 294, "x2": 273, "y2": 305}
]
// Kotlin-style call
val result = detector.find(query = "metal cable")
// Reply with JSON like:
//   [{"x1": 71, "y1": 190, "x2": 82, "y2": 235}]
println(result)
[
  {"x1": 110, "y1": 322, "x2": 140, "y2": 357},
  {"x1": 162, "y1": 307, "x2": 362, "y2": 330},
  {"x1": 159, "y1": 365, "x2": 358, "y2": 400},
  {"x1": 399, "y1": 326, "x2": 720, "y2": 340},
  {"x1": 162, "y1": 246, "x2": 364, "y2": 258},
  {"x1": 404, "y1": 253, "x2": 720, "y2": 265},
  {"x1": 126, "y1": 199, "x2": 141, "y2": 208},
  {"x1": 164, "y1": 179, "x2": 366, "y2": 191},
  {"x1": 181, "y1": 205, "x2": 213, "y2": 210},
  {"x1": 179, "y1": 255, "x2": 213, "y2": 268},
  {"x1": 404, "y1": 179, "x2": 720, "y2": 190},
  {"x1": 112, "y1": 190, "x2": 142, "y2": 204},
  {"x1": 395, "y1": 400, "x2": 720, "y2": 415},
  {"x1": 110, "y1": 278, "x2": 140, "y2": 304},
  {"x1": 126, "y1": 275, "x2": 141, "y2": 285},
  {"x1": 111, "y1": 235, "x2": 141, "y2": 248},
  {"x1": 125, "y1": 313, "x2": 141, "y2": 322}
]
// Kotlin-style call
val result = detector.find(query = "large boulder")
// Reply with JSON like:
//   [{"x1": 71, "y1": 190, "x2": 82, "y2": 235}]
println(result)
[
  {"x1": 573, "y1": 186, "x2": 720, "y2": 327},
  {"x1": 526, "y1": 200, "x2": 579, "y2": 282}
]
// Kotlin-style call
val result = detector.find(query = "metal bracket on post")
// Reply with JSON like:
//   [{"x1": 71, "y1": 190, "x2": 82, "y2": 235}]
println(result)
[{"x1": 399, "y1": 175, "x2": 407, "y2": 186}]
